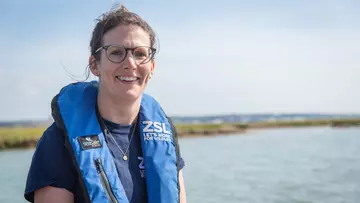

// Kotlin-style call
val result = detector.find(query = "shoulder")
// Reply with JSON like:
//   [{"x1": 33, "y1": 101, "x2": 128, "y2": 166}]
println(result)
[
  {"x1": 163, "y1": 113, "x2": 177, "y2": 135},
  {"x1": 25, "y1": 123, "x2": 77, "y2": 202},
  {"x1": 27, "y1": 122, "x2": 70, "y2": 175},
  {"x1": 165, "y1": 116, "x2": 186, "y2": 169},
  {"x1": 38, "y1": 122, "x2": 65, "y2": 144},
  {"x1": 28, "y1": 123, "x2": 66, "y2": 158}
]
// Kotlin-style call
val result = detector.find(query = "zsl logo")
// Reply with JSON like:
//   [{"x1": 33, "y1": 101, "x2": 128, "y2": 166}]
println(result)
[{"x1": 142, "y1": 121, "x2": 170, "y2": 133}]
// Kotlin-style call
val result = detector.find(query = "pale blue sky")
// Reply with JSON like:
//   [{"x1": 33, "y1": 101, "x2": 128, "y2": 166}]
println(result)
[{"x1": 0, "y1": 0, "x2": 359, "y2": 121}]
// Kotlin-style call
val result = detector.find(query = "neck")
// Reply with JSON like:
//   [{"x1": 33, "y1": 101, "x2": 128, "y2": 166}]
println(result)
[{"x1": 97, "y1": 91, "x2": 141, "y2": 125}]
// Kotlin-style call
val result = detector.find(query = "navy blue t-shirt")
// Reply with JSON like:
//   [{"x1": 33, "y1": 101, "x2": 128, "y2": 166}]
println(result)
[{"x1": 24, "y1": 120, "x2": 184, "y2": 203}]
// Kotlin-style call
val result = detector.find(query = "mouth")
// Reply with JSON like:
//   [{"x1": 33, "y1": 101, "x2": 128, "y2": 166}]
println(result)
[{"x1": 116, "y1": 76, "x2": 140, "y2": 84}]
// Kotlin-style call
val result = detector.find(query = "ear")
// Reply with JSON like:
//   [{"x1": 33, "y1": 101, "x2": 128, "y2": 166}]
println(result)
[
  {"x1": 89, "y1": 55, "x2": 100, "y2": 76},
  {"x1": 150, "y1": 59, "x2": 155, "y2": 75}
]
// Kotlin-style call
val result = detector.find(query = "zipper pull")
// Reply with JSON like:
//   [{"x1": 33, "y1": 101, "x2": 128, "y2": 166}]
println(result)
[{"x1": 94, "y1": 158, "x2": 103, "y2": 173}]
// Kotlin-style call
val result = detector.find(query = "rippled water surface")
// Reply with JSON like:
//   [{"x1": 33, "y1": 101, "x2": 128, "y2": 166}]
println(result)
[{"x1": 1, "y1": 127, "x2": 359, "y2": 202}]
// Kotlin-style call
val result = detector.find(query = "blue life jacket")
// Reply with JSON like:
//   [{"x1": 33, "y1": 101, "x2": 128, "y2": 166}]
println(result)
[{"x1": 51, "y1": 81, "x2": 181, "y2": 203}]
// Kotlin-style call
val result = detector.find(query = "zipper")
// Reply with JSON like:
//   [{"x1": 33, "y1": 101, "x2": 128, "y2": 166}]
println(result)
[{"x1": 94, "y1": 158, "x2": 119, "y2": 203}]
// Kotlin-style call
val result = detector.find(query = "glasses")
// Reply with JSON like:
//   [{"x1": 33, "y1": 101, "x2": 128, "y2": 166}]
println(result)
[{"x1": 94, "y1": 45, "x2": 156, "y2": 65}]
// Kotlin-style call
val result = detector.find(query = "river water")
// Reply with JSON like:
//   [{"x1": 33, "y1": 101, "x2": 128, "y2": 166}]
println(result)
[{"x1": 0, "y1": 127, "x2": 359, "y2": 202}]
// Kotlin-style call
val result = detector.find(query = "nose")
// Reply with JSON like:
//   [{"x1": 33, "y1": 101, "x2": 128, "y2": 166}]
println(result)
[{"x1": 122, "y1": 50, "x2": 137, "y2": 70}]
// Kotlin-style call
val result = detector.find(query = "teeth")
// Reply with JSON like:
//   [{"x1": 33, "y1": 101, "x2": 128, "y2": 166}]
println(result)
[{"x1": 118, "y1": 76, "x2": 137, "y2": 81}]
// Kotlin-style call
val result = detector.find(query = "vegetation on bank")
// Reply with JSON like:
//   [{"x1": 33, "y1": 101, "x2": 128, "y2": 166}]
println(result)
[
  {"x1": 176, "y1": 118, "x2": 360, "y2": 135},
  {"x1": 0, "y1": 127, "x2": 46, "y2": 149},
  {"x1": 1, "y1": 118, "x2": 360, "y2": 150}
]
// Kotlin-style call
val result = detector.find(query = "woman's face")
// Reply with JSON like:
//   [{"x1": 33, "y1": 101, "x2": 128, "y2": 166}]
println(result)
[{"x1": 91, "y1": 25, "x2": 155, "y2": 102}]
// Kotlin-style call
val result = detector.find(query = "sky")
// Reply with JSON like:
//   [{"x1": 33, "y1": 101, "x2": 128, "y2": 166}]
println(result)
[{"x1": 0, "y1": 0, "x2": 359, "y2": 121}]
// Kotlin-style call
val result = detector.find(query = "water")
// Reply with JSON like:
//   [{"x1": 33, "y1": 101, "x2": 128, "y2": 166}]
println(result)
[
  {"x1": 1, "y1": 127, "x2": 360, "y2": 202},
  {"x1": 0, "y1": 149, "x2": 34, "y2": 203}
]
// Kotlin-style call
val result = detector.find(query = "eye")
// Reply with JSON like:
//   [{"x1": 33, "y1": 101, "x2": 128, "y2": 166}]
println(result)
[
  {"x1": 108, "y1": 46, "x2": 125, "y2": 57},
  {"x1": 134, "y1": 48, "x2": 149, "y2": 58}
]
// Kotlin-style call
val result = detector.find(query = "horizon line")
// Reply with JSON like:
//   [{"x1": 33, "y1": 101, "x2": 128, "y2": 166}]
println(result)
[{"x1": 2, "y1": 112, "x2": 360, "y2": 123}]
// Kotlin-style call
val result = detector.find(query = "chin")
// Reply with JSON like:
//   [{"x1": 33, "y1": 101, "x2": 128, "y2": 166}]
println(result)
[{"x1": 117, "y1": 89, "x2": 142, "y2": 101}]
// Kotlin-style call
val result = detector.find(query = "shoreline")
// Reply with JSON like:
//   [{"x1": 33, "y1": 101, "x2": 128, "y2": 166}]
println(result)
[{"x1": 1, "y1": 118, "x2": 359, "y2": 150}]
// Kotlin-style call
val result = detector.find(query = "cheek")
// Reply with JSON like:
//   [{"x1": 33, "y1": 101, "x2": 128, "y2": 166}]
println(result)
[
  {"x1": 99, "y1": 61, "x2": 117, "y2": 77},
  {"x1": 139, "y1": 65, "x2": 153, "y2": 77},
  {"x1": 98, "y1": 54, "x2": 111, "y2": 74}
]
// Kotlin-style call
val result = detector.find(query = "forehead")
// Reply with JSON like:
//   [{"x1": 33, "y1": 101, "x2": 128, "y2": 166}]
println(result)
[{"x1": 102, "y1": 25, "x2": 150, "y2": 47}]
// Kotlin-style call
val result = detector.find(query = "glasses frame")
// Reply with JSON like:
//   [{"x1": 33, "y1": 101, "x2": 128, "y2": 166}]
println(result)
[{"x1": 94, "y1": 45, "x2": 157, "y2": 65}]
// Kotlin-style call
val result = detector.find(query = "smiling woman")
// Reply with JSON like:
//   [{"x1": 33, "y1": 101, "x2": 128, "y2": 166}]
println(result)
[
  {"x1": 24, "y1": 5, "x2": 186, "y2": 203},
  {"x1": 90, "y1": 25, "x2": 156, "y2": 109}
]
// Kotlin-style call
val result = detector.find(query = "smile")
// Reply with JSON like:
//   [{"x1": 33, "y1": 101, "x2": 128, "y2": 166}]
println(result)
[{"x1": 116, "y1": 76, "x2": 139, "y2": 82}]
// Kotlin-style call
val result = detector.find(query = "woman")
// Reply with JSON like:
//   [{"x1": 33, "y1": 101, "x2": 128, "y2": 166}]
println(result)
[{"x1": 24, "y1": 5, "x2": 186, "y2": 203}]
